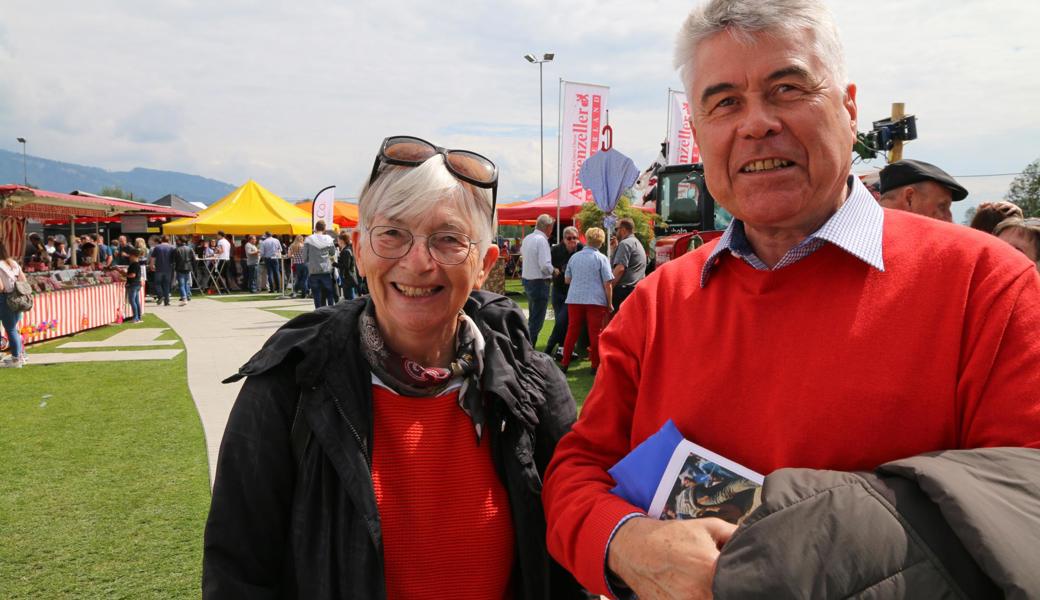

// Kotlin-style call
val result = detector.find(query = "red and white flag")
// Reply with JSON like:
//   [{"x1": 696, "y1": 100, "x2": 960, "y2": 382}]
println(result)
[
  {"x1": 666, "y1": 90, "x2": 700, "y2": 165},
  {"x1": 558, "y1": 81, "x2": 609, "y2": 208},
  {"x1": 311, "y1": 185, "x2": 336, "y2": 231}
]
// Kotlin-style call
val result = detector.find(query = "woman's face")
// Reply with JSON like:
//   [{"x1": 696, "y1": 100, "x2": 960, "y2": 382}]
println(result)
[
  {"x1": 354, "y1": 199, "x2": 498, "y2": 349},
  {"x1": 998, "y1": 227, "x2": 1040, "y2": 263}
]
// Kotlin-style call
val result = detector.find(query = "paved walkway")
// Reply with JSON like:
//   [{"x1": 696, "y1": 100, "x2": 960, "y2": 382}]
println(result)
[{"x1": 156, "y1": 297, "x2": 312, "y2": 484}]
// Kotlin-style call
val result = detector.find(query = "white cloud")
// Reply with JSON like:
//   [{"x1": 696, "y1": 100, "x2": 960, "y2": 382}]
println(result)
[{"x1": 3, "y1": 0, "x2": 1038, "y2": 213}]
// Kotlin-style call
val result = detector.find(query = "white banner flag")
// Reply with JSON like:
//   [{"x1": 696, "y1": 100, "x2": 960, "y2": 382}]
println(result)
[
  {"x1": 666, "y1": 90, "x2": 700, "y2": 165},
  {"x1": 312, "y1": 185, "x2": 336, "y2": 231},
  {"x1": 559, "y1": 81, "x2": 609, "y2": 207}
]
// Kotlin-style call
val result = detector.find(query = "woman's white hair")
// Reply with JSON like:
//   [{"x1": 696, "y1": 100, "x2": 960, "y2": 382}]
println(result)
[
  {"x1": 358, "y1": 154, "x2": 497, "y2": 257},
  {"x1": 674, "y1": 0, "x2": 847, "y2": 100}
]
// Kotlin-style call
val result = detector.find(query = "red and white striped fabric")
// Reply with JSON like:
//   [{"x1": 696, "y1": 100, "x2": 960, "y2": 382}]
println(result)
[
  {"x1": 12, "y1": 283, "x2": 145, "y2": 346},
  {"x1": 1, "y1": 216, "x2": 26, "y2": 261}
]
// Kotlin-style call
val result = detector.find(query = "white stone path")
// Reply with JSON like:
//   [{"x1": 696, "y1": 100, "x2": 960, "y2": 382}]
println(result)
[{"x1": 155, "y1": 297, "x2": 313, "y2": 484}]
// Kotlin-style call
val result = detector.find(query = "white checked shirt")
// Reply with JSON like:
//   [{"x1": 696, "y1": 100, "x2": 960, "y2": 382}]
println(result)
[{"x1": 701, "y1": 175, "x2": 885, "y2": 287}]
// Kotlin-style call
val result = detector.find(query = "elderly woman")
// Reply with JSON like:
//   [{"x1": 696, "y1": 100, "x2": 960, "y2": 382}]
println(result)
[
  {"x1": 994, "y1": 216, "x2": 1040, "y2": 271},
  {"x1": 203, "y1": 135, "x2": 581, "y2": 599},
  {"x1": 560, "y1": 227, "x2": 613, "y2": 374}
]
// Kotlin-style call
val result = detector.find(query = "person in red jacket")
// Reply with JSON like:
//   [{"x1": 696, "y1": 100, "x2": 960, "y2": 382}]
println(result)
[{"x1": 541, "y1": 1, "x2": 1040, "y2": 598}]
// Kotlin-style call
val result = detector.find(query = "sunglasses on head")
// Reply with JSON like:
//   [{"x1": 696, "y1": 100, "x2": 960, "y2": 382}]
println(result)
[{"x1": 368, "y1": 135, "x2": 499, "y2": 216}]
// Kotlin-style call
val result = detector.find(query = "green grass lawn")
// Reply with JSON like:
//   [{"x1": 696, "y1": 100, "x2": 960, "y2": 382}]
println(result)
[
  {"x1": 0, "y1": 314, "x2": 210, "y2": 598},
  {"x1": 504, "y1": 278, "x2": 596, "y2": 410}
]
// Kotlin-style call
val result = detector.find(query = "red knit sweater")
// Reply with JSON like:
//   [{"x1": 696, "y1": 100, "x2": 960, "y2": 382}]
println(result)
[
  {"x1": 371, "y1": 385, "x2": 514, "y2": 600},
  {"x1": 543, "y1": 210, "x2": 1040, "y2": 594}
]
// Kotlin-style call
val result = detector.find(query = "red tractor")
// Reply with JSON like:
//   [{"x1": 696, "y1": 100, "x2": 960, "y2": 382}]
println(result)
[{"x1": 650, "y1": 163, "x2": 732, "y2": 266}]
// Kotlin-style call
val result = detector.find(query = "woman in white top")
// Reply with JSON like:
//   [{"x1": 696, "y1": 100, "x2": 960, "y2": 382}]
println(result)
[{"x1": 0, "y1": 242, "x2": 28, "y2": 368}]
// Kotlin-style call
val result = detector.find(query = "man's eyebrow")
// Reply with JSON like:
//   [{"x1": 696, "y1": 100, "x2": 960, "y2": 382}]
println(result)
[
  {"x1": 766, "y1": 65, "x2": 814, "y2": 82},
  {"x1": 700, "y1": 82, "x2": 736, "y2": 104}
]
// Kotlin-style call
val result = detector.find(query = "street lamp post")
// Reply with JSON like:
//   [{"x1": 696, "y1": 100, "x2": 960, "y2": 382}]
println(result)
[
  {"x1": 524, "y1": 52, "x2": 554, "y2": 198},
  {"x1": 16, "y1": 137, "x2": 27, "y2": 186}
]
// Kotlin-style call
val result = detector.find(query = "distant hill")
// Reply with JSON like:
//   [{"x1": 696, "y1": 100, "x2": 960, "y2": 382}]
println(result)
[{"x1": 0, "y1": 149, "x2": 236, "y2": 204}]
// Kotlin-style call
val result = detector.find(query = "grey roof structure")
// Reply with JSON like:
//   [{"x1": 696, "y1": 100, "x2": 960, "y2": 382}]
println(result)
[{"x1": 153, "y1": 193, "x2": 202, "y2": 213}]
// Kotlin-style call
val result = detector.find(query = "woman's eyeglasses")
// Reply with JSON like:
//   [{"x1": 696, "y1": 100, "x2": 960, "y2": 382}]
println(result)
[
  {"x1": 368, "y1": 135, "x2": 499, "y2": 216},
  {"x1": 367, "y1": 225, "x2": 478, "y2": 265}
]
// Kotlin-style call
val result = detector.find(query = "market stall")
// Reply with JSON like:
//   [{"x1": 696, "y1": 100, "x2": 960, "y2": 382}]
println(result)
[
  {"x1": 0, "y1": 185, "x2": 195, "y2": 348},
  {"x1": 164, "y1": 180, "x2": 314, "y2": 235}
]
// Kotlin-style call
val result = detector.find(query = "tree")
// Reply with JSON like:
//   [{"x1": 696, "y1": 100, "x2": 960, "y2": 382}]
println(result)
[
  {"x1": 99, "y1": 186, "x2": 135, "y2": 200},
  {"x1": 1005, "y1": 158, "x2": 1040, "y2": 217},
  {"x1": 573, "y1": 190, "x2": 662, "y2": 255}
]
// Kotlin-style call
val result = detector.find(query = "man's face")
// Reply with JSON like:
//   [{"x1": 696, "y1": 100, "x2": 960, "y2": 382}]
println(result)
[
  {"x1": 907, "y1": 181, "x2": 953, "y2": 222},
  {"x1": 689, "y1": 28, "x2": 858, "y2": 234}
]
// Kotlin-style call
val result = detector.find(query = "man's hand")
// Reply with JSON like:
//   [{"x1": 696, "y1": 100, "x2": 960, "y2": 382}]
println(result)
[{"x1": 607, "y1": 516, "x2": 737, "y2": 600}]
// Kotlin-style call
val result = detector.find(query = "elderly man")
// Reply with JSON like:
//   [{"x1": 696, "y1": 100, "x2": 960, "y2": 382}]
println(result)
[
  {"x1": 610, "y1": 217, "x2": 646, "y2": 313},
  {"x1": 877, "y1": 159, "x2": 968, "y2": 222},
  {"x1": 542, "y1": 1, "x2": 1040, "y2": 598},
  {"x1": 520, "y1": 213, "x2": 555, "y2": 343}
]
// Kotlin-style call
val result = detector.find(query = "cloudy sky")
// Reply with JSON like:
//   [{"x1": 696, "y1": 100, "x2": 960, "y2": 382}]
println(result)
[{"x1": 3, "y1": 0, "x2": 1038, "y2": 221}]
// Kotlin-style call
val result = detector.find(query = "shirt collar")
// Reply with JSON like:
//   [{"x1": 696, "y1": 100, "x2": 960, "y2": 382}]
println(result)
[{"x1": 701, "y1": 175, "x2": 885, "y2": 287}]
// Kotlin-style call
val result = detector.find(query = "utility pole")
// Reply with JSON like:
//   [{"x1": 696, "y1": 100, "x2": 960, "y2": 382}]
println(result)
[
  {"x1": 16, "y1": 137, "x2": 27, "y2": 186},
  {"x1": 889, "y1": 103, "x2": 905, "y2": 162}
]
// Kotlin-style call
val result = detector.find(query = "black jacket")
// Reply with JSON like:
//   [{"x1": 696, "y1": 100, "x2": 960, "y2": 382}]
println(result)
[{"x1": 203, "y1": 291, "x2": 583, "y2": 599}]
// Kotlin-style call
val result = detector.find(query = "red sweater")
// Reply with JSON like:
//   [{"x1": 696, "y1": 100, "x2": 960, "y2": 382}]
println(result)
[
  {"x1": 543, "y1": 210, "x2": 1040, "y2": 594},
  {"x1": 371, "y1": 385, "x2": 514, "y2": 600}
]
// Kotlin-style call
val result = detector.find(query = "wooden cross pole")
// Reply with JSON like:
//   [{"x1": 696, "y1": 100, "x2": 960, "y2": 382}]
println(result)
[{"x1": 889, "y1": 102, "x2": 906, "y2": 162}]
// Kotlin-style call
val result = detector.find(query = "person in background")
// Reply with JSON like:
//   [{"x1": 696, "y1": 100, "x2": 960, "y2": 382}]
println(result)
[
  {"x1": 259, "y1": 232, "x2": 282, "y2": 292},
  {"x1": 877, "y1": 159, "x2": 968, "y2": 222},
  {"x1": 994, "y1": 217, "x2": 1040, "y2": 271},
  {"x1": 93, "y1": 233, "x2": 113, "y2": 267},
  {"x1": 970, "y1": 201, "x2": 1024, "y2": 234},
  {"x1": 114, "y1": 235, "x2": 132, "y2": 266},
  {"x1": 203, "y1": 135, "x2": 581, "y2": 599},
  {"x1": 125, "y1": 247, "x2": 143, "y2": 323},
  {"x1": 244, "y1": 235, "x2": 260, "y2": 293},
  {"x1": 174, "y1": 237, "x2": 197, "y2": 305},
  {"x1": 133, "y1": 237, "x2": 149, "y2": 300},
  {"x1": 149, "y1": 235, "x2": 176, "y2": 307},
  {"x1": 288, "y1": 234, "x2": 308, "y2": 298},
  {"x1": 51, "y1": 240, "x2": 68, "y2": 269},
  {"x1": 0, "y1": 241, "x2": 28, "y2": 368},
  {"x1": 520, "y1": 213, "x2": 555, "y2": 343},
  {"x1": 544, "y1": 226, "x2": 583, "y2": 357},
  {"x1": 78, "y1": 236, "x2": 97, "y2": 266},
  {"x1": 23, "y1": 232, "x2": 44, "y2": 264},
  {"x1": 336, "y1": 231, "x2": 359, "y2": 300},
  {"x1": 610, "y1": 217, "x2": 647, "y2": 313},
  {"x1": 559, "y1": 227, "x2": 613, "y2": 375},
  {"x1": 45, "y1": 235, "x2": 56, "y2": 255},
  {"x1": 304, "y1": 220, "x2": 336, "y2": 308}
]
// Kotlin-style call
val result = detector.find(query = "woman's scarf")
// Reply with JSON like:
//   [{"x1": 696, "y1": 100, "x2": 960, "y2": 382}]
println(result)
[{"x1": 359, "y1": 302, "x2": 487, "y2": 442}]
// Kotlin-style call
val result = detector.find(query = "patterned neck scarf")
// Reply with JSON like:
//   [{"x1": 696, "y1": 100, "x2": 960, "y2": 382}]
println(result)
[{"x1": 359, "y1": 301, "x2": 487, "y2": 441}]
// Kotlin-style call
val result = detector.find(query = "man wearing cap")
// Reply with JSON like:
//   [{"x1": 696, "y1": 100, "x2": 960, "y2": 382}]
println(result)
[
  {"x1": 520, "y1": 213, "x2": 555, "y2": 343},
  {"x1": 878, "y1": 159, "x2": 968, "y2": 222}
]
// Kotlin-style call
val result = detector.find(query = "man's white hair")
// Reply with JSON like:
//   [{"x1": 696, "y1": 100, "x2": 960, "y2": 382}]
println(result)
[
  {"x1": 674, "y1": 0, "x2": 847, "y2": 101},
  {"x1": 358, "y1": 154, "x2": 497, "y2": 257}
]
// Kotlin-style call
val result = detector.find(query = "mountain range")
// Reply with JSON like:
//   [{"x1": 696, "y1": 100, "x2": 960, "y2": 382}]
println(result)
[{"x1": 0, "y1": 149, "x2": 236, "y2": 205}]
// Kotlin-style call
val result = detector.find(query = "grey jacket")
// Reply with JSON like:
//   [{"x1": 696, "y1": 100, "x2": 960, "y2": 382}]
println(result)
[
  {"x1": 714, "y1": 448, "x2": 1040, "y2": 599},
  {"x1": 303, "y1": 233, "x2": 335, "y2": 274}
]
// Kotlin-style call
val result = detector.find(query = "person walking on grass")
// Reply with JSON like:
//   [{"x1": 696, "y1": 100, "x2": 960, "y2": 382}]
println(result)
[{"x1": 0, "y1": 242, "x2": 28, "y2": 368}]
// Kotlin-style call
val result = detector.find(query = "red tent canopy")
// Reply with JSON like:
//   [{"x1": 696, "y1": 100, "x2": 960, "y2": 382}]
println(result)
[
  {"x1": 497, "y1": 188, "x2": 655, "y2": 226},
  {"x1": 0, "y1": 185, "x2": 196, "y2": 221},
  {"x1": 497, "y1": 189, "x2": 584, "y2": 225}
]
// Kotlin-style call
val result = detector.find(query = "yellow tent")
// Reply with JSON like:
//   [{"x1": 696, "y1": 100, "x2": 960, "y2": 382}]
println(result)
[{"x1": 164, "y1": 180, "x2": 313, "y2": 236}]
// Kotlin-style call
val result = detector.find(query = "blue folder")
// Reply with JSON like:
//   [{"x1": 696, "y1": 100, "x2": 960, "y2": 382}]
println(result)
[{"x1": 608, "y1": 420, "x2": 684, "y2": 511}]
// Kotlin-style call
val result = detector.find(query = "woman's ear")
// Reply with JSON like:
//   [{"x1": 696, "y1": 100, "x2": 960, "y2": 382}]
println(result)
[{"x1": 474, "y1": 245, "x2": 500, "y2": 288}]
